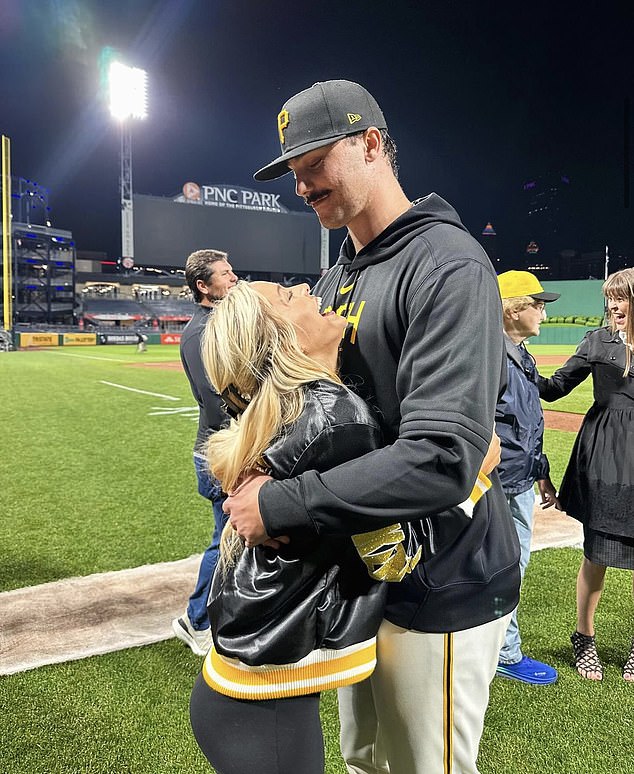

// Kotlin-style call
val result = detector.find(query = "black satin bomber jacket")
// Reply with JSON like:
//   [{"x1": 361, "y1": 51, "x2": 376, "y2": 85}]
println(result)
[{"x1": 208, "y1": 380, "x2": 388, "y2": 666}]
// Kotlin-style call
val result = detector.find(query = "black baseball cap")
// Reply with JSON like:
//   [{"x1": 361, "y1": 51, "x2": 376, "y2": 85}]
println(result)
[{"x1": 254, "y1": 80, "x2": 387, "y2": 181}]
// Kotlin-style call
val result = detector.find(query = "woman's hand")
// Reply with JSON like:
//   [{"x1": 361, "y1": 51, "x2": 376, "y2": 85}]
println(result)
[{"x1": 481, "y1": 432, "x2": 501, "y2": 476}]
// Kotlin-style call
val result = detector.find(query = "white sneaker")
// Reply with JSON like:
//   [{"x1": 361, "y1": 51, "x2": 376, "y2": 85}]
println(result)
[{"x1": 171, "y1": 613, "x2": 212, "y2": 656}]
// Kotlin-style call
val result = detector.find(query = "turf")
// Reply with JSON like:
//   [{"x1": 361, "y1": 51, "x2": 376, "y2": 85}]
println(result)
[
  {"x1": 1, "y1": 345, "x2": 210, "y2": 592},
  {"x1": 481, "y1": 548, "x2": 634, "y2": 774},
  {"x1": 4, "y1": 343, "x2": 626, "y2": 774},
  {"x1": 2, "y1": 549, "x2": 634, "y2": 774}
]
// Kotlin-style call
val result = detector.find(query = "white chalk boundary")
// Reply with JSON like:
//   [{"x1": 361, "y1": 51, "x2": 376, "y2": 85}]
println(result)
[
  {"x1": 0, "y1": 507, "x2": 582, "y2": 676},
  {"x1": 0, "y1": 555, "x2": 202, "y2": 676}
]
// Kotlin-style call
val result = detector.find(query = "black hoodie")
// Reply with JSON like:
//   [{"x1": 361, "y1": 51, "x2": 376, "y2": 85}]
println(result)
[{"x1": 259, "y1": 194, "x2": 520, "y2": 632}]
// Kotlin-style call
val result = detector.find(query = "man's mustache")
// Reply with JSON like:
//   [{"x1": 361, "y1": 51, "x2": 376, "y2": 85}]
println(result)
[{"x1": 304, "y1": 190, "x2": 330, "y2": 206}]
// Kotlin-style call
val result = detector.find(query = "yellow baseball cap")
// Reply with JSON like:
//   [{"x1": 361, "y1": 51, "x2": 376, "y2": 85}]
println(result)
[{"x1": 497, "y1": 270, "x2": 560, "y2": 301}]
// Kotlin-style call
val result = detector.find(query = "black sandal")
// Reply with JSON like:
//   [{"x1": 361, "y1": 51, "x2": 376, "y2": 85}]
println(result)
[
  {"x1": 571, "y1": 631, "x2": 603, "y2": 681},
  {"x1": 623, "y1": 638, "x2": 634, "y2": 682}
]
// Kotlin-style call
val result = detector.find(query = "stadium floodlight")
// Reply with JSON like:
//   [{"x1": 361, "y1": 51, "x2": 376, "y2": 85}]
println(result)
[
  {"x1": 108, "y1": 62, "x2": 148, "y2": 121},
  {"x1": 107, "y1": 60, "x2": 148, "y2": 264}
]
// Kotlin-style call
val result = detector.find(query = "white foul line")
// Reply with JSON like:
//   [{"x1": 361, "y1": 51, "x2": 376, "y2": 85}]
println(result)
[
  {"x1": 99, "y1": 380, "x2": 181, "y2": 401},
  {"x1": 45, "y1": 351, "x2": 130, "y2": 363}
]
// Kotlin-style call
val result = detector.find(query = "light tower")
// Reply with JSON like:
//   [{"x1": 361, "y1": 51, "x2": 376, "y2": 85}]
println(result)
[{"x1": 108, "y1": 61, "x2": 147, "y2": 265}]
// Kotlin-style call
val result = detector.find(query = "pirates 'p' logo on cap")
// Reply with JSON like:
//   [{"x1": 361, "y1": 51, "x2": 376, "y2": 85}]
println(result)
[
  {"x1": 347, "y1": 113, "x2": 362, "y2": 125},
  {"x1": 277, "y1": 109, "x2": 290, "y2": 144}
]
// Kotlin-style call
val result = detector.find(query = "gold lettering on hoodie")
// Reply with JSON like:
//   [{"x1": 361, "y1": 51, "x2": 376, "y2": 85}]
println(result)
[{"x1": 320, "y1": 300, "x2": 366, "y2": 345}]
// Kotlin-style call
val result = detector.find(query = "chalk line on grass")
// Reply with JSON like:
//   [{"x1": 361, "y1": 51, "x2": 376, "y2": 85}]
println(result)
[{"x1": 99, "y1": 381, "x2": 181, "y2": 401}]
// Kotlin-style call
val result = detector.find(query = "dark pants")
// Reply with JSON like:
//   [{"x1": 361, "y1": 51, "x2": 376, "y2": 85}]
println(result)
[{"x1": 190, "y1": 674, "x2": 324, "y2": 774}]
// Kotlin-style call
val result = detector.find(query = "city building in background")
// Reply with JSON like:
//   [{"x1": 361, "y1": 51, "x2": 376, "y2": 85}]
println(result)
[
  {"x1": 520, "y1": 172, "x2": 574, "y2": 278},
  {"x1": 478, "y1": 221, "x2": 501, "y2": 269}
]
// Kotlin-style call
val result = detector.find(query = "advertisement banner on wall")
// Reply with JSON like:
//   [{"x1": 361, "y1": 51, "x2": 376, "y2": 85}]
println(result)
[
  {"x1": 161, "y1": 333, "x2": 182, "y2": 345},
  {"x1": 63, "y1": 333, "x2": 97, "y2": 346},
  {"x1": 19, "y1": 333, "x2": 59, "y2": 348},
  {"x1": 98, "y1": 333, "x2": 139, "y2": 345}
]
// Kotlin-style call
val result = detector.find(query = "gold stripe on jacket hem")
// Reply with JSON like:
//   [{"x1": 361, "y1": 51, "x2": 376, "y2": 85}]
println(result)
[{"x1": 202, "y1": 639, "x2": 377, "y2": 700}]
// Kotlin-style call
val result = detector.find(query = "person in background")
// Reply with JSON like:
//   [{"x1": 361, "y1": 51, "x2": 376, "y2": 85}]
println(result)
[
  {"x1": 135, "y1": 330, "x2": 147, "y2": 353},
  {"x1": 171, "y1": 249, "x2": 237, "y2": 655},
  {"x1": 539, "y1": 268, "x2": 634, "y2": 681},
  {"x1": 494, "y1": 270, "x2": 560, "y2": 685},
  {"x1": 224, "y1": 79, "x2": 520, "y2": 774}
]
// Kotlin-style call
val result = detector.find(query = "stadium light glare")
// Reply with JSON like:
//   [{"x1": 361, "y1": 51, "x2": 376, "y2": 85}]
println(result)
[
  {"x1": 108, "y1": 62, "x2": 148, "y2": 121},
  {"x1": 107, "y1": 58, "x2": 148, "y2": 264}
]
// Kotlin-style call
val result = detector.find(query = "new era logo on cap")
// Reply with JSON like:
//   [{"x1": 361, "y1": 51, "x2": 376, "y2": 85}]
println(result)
[{"x1": 254, "y1": 80, "x2": 388, "y2": 181}]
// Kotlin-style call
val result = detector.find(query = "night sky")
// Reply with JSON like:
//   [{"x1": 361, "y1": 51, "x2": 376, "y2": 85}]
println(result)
[{"x1": 0, "y1": 0, "x2": 631, "y2": 266}]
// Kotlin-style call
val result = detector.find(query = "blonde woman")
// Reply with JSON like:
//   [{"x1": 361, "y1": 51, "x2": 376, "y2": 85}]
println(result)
[
  {"x1": 539, "y1": 268, "x2": 634, "y2": 681},
  {"x1": 189, "y1": 281, "x2": 497, "y2": 774}
]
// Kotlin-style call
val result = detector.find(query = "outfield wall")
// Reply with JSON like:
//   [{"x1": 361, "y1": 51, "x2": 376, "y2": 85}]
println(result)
[
  {"x1": 529, "y1": 325, "x2": 597, "y2": 345},
  {"x1": 541, "y1": 280, "x2": 604, "y2": 317},
  {"x1": 15, "y1": 332, "x2": 175, "y2": 348},
  {"x1": 15, "y1": 326, "x2": 598, "y2": 348},
  {"x1": 529, "y1": 280, "x2": 606, "y2": 345}
]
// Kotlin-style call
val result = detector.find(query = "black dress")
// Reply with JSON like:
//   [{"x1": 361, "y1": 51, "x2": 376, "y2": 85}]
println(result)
[{"x1": 539, "y1": 328, "x2": 634, "y2": 568}]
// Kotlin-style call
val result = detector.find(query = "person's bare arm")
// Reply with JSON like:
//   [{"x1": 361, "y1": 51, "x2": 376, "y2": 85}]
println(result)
[{"x1": 481, "y1": 432, "x2": 501, "y2": 476}]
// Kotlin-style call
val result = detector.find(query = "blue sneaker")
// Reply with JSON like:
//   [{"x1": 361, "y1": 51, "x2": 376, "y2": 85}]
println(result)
[{"x1": 496, "y1": 655, "x2": 558, "y2": 685}]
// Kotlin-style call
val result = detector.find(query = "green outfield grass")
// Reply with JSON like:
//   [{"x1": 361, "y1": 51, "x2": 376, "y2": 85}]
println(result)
[
  {"x1": 528, "y1": 344, "x2": 578, "y2": 356},
  {"x1": 0, "y1": 345, "x2": 207, "y2": 591},
  {"x1": 2, "y1": 549, "x2": 634, "y2": 774},
  {"x1": 4, "y1": 343, "x2": 629, "y2": 774}
]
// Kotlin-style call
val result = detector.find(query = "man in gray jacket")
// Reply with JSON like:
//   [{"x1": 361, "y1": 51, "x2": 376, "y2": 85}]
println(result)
[{"x1": 171, "y1": 249, "x2": 237, "y2": 655}]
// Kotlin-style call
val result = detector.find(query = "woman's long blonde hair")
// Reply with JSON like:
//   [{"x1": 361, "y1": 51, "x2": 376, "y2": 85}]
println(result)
[
  {"x1": 202, "y1": 281, "x2": 339, "y2": 566},
  {"x1": 603, "y1": 268, "x2": 634, "y2": 376}
]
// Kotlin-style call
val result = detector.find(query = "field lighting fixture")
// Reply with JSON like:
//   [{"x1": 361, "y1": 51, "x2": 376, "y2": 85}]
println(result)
[
  {"x1": 108, "y1": 60, "x2": 147, "y2": 266},
  {"x1": 108, "y1": 62, "x2": 148, "y2": 121}
]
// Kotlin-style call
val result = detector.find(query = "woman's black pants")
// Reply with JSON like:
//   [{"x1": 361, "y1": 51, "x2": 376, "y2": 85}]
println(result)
[{"x1": 190, "y1": 673, "x2": 324, "y2": 774}]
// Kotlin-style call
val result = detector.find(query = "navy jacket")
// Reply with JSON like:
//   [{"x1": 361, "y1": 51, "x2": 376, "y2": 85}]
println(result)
[{"x1": 495, "y1": 334, "x2": 550, "y2": 496}]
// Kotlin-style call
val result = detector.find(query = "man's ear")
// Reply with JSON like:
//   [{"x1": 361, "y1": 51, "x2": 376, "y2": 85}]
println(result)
[
  {"x1": 364, "y1": 127, "x2": 382, "y2": 161},
  {"x1": 196, "y1": 278, "x2": 209, "y2": 298}
]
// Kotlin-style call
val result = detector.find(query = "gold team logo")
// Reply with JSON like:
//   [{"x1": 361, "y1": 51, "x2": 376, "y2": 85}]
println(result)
[
  {"x1": 277, "y1": 109, "x2": 290, "y2": 144},
  {"x1": 347, "y1": 113, "x2": 362, "y2": 124}
]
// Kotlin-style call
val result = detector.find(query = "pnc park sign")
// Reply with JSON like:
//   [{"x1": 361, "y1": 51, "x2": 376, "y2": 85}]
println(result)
[{"x1": 174, "y1": 182, "x2": 288, "y2": 214}]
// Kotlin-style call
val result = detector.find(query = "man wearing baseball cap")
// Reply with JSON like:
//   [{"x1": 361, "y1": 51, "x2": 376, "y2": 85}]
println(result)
[
  {"x1": 494, "y1": 270, "x2": 561, "y2": 686},
  {"x1": 225, "y1": 80, "x2": 521, "y2": 773}
]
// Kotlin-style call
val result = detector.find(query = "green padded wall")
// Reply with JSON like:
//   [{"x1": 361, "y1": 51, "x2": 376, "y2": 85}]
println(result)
[{"x1": 540, "y1": 280, "x2": 604, "y2": 317}]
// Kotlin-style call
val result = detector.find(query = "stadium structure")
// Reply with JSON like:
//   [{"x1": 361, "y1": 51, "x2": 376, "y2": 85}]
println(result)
[{"x1": 1, "y1": 176, "x2": 325, "y2": 335}]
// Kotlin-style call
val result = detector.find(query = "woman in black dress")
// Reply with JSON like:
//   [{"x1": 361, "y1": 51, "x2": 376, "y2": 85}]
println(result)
[{"x1": 539, "y1": 268, "x2": 634, "y2": 681}]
